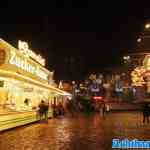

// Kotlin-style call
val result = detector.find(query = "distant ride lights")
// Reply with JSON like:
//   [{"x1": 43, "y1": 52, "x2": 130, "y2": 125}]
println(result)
[{"x1": 131, "y1": 55, "x2": 150, "y2": 87}]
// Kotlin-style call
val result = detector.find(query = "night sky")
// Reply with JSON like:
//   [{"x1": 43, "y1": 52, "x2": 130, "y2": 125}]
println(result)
[{"x1": 0, "y1": 1, "x2": 149, "y2": 80}]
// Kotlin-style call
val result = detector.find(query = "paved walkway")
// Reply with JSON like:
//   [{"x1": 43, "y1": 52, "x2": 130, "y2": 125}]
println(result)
[{"x1": 0, "y1": 111, "x2": 150, "y2": 150}]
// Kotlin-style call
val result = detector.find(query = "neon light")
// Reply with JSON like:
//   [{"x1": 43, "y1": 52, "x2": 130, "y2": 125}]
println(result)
[
  {"x1": 9, "y1": 50, "x2": 48, "y2": 80},
  {"x1": 9, "y1": 50, "x2": 36, "y2": 74},
  {"x1": 93, "y1": 96, "x2": 103, "y2": 100},
  {"x1": 18, "y1": 40, "x2": 45, "y2": 66}
]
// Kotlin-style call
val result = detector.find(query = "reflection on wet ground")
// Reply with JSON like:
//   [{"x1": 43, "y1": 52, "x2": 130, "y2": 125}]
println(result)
[{"x1": 0, "y1": 111, "x2": 150, "y2": 150}]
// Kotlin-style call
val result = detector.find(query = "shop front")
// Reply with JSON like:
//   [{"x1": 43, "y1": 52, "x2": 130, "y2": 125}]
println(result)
[{"x1": 0, "y1": 39, "x2": 68, "y2": 113}]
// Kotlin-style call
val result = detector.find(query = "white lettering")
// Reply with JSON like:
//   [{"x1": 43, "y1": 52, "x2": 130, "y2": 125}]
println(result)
[
  {"x1": 35, "y1": 67, "x2": 48, "y2": 80},
  {"x1": 18, "y1": 40, "x2": 45, "y2": 66},
  {"x1": 9, "y1": 50, "x2": 48, "y2": 81},
  {"x1": 9, "y1": 50, "x2": 35, "y2": 74}
]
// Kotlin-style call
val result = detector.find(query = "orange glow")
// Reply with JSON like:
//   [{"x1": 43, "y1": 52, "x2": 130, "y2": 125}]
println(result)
[
  {"x1": 93, "y1": 96, "x2": 103, "y2": 100},
  {"x1": 0, "y1": 69, "x2": 69, "y2": 96}
]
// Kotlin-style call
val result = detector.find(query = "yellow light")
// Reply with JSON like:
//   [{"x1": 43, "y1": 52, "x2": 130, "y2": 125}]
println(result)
[
  {"x1": 0, "y1": 69, "x2": 70, "y2": 96},
  {"x1": 137, "y1": 38, "x2": 142, "y2": 43},
  {"x1": 145, "y1": 23, "x2": 150, "y2": 29},
  {"x1": 18, "y1": 40, "x2": 45, "y2": 66},
  {"x1": 8, "y1": 50, "x2": 48, "y2": 81},
  {"x1": 0, "y1": 39, "x2": 71, "y2": 96}
]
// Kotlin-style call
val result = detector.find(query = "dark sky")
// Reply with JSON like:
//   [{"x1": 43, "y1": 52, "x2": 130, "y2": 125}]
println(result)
[{"x1": 0, "y1": 1, "x2": 149, "y2": 80}]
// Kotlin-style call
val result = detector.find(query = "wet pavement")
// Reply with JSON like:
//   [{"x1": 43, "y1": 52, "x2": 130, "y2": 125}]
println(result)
[{"x1": 0, "y1": 111, "x2": 150, "y2": 150}]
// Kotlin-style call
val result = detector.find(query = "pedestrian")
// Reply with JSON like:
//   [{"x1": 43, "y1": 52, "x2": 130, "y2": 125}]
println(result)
[
  {"x1": 44, "y1": 102, "x2": 49, "y2": 121},
  {"x1": 99, "y1": 101, "x2": 106, "y2": 118},
  {"x1": 38, "y1": 100, "x2": 46, "y2": 121},
  {"x1": 58, "y1": 102, "x2": 63, "y2": 116},
  {"x1": 102, "y1": 102, "x2": 106, "y2": 118},
  {"x1": 51, "y1": 103, "x2": 57, "y2": 117},
  {"x1": 67, "y1": 101, "x2": 74, "y2": 117},
  {"x1": 99, "y1": 103, "x2": 103, "y2": 117},
  {"x1": 143, "y1": 103, "x2": 150, "y2": 124}
]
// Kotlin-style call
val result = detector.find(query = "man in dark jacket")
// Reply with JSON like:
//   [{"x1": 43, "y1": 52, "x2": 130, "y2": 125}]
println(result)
[
  {"x1": 143, "y1": 103, "x2": 150, "y2": 124},
  {"x1": 38, "y1": 100, "x2": 47, "y2": 121}
]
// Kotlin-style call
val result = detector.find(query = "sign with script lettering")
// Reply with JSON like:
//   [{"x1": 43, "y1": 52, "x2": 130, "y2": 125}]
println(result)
[{"x1": 18, "y1": 40, "x2": 45, "y2": 66}]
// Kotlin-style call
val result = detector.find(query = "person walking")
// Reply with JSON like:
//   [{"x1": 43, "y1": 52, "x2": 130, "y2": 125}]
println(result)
[
  {"x1": 57, "y1": 102, "x2": 63, "y2": 116},
  {"x1": 143, "y1": 103, "x2": 150, "y2": 124},
  {"x1": 102, "y1": 102, "x2": 106, "y2": 118},
  {"x1": 99, "y1": 103, "x2": 103, "y2": 117},
  {"x1": 99, "y1": 101, "x2": 106, "y2": 119},
  {"x1": 38, "y1": 100, "x2": 46, "y2": 121},
  {"x1": 44, "y1": 102, "x2": 49, "y2": 121}
]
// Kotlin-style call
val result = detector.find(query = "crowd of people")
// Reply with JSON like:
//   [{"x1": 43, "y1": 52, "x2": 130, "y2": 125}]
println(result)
[
  {"x1": 35, "y1": 98, "x2": 150, "y2": 125},
  {"x1": 35, "y1": 72, "x2": 150, "y2": 123},
  {"x1": 36, "y1": 99, "x2": 75, "y2": 121}
]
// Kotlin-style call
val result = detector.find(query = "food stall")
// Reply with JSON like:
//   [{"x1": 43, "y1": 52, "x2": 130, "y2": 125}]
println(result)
[{"x1": 0, "y1": 39, "x2": 71, "y2": 131}]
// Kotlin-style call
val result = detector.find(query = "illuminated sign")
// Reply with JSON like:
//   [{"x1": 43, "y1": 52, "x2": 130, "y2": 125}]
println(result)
[
  {"x1": 9, "y1": 51, "x2": 36, "y2": 74},
  {"x1": 18, "y1": 40, "x2": 45, "y2": 66},
  {"x1": 90, "y1": 84, "x2": 100, "y2": 92},
  {"x1": 93, "y1": 96, "x2": 103, "y2": 100},
  {"x1": 9, "y1": 50, "x2": 48, "y2": 81}
]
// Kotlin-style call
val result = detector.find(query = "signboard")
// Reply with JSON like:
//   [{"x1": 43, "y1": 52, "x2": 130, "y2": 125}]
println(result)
[
  {"x1": 0, "y1": 39, "x2": 50, "y2": 82},
  {"x1": 18, "y1": 40, "x2": 45, "y2": 66},
  {"x1": 91, "y1": 88, "x2": 100, "y2": 92},
  {"x1": 8, "y1": 50, "x2": 48, "y2": 81},
  {"x1": 93, "y1": 96, "x2": 103, "y2": 100}
]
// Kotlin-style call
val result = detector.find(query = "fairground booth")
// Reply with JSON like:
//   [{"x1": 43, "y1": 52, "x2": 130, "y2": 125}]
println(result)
[{"x1": 0, "y1": 39, "x2": 71, "y2": 131}]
